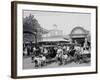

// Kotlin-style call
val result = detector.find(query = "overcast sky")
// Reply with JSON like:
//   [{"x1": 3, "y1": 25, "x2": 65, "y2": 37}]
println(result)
[{"x1": 23, "y1": 10, "x2": 91, "y2": 35}]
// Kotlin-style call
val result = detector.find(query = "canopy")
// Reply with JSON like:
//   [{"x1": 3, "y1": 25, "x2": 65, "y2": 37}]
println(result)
[{"x1": 41, "y1": 38, "x2": 69, "y2": 42}]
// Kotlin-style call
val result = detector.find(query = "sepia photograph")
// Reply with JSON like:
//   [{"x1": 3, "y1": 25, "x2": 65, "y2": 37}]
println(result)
[{"x1": 23, "y1": 10, "x2": 91, "y2": 69}]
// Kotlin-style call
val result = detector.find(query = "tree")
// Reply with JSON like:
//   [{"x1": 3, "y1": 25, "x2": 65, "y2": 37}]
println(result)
[{"x1": 23, "y1": 14, "x2": 48, "y2": 43}]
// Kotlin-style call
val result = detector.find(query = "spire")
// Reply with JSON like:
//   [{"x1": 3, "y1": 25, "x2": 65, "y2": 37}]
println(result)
[{"x1": 53, "y1": 24, "x2": 57, "y2": 30}]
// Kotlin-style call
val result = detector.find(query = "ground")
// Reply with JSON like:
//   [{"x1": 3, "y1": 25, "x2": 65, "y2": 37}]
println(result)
[{"x1": 23, "y1": 56, "x2": 91, "y2": 69}]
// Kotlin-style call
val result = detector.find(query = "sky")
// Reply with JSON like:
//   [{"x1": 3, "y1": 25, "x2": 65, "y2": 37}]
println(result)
[{"x1": 23, "y1": 10, "x2": 91, "y2": 35}]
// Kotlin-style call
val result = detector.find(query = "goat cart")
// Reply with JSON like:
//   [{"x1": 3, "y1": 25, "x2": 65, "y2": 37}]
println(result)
[{"x1": 74, "y1": 49, "x2": 91, "y2": 64}]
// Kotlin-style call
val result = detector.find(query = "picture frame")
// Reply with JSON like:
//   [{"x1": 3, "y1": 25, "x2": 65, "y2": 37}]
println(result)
[{"x1": 11, "y1": 1, "x2": 98, "y2": 78}]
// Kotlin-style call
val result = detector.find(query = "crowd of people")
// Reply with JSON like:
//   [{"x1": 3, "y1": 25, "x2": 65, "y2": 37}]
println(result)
[{"x1": 23, "y1": 41, "x2": 91, "y2": 68}]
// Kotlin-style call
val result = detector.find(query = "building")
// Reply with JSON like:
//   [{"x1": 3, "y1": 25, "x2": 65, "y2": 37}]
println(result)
[
  {"x1": 41, "y1": 26, "x2": 69, "y2": 44},
  {"x1": 23, "y1": 26, "x2": 48, "y2": 44},
  {"x1": 69, "y1": 26, "x2": 91, "y2": 46},
  {"x1": 42, "y1": 28, "x2": 63, "y2": 38}
]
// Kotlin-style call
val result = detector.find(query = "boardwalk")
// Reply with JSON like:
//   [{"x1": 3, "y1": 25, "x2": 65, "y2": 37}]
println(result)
[{"x1": 23, "y1": 56, "x2": 90, "y2": 69}]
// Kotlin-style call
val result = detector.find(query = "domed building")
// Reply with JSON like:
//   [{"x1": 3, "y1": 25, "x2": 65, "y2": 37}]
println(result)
[{"x1": 69, "y1": 26, "x2": 91, "y2": 47}]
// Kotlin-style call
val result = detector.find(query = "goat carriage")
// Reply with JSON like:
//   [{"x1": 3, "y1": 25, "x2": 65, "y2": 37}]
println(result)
[
  {"x1": 31, "y1": 45, "x2": 57, "y2": 68},
  {"x1": 72, "y1": 44, "x2": 91, "y2": 64},
  {"x1": 55, "y1": 43, "x2": 91, "y2": 65},
  {"x1": 31, "y1": 43, "x2": 91, "y2": 68}
]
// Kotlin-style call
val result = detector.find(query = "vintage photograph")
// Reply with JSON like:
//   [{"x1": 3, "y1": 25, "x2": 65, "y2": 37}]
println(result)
[
  {"x1": 11, "y1": 1, "x2": 97, "y2": 78},
  {"x1": 23, "y1": 10, "x2": 91, "y2": 69}
]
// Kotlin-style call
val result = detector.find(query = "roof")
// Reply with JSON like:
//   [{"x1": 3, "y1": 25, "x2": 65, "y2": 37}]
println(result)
[{"x1": 41, "y1": 38, "x2": 69, "y2": 42}]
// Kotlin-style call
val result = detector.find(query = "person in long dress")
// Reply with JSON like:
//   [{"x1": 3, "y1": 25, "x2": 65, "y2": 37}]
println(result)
[{"x1": 56, "y1": 46, "x2": 63, "y2": 65}]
